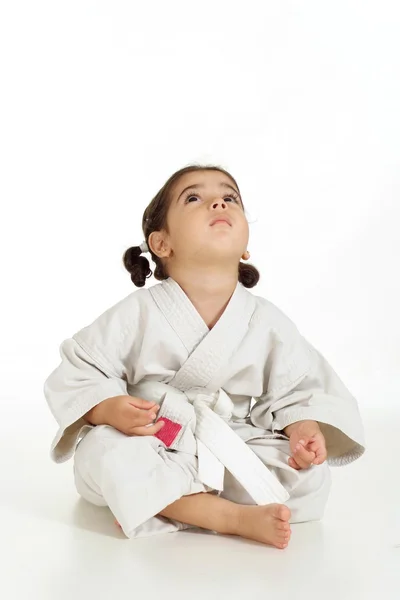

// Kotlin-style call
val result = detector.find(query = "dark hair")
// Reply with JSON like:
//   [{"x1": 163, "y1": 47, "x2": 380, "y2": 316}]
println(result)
[{"x1": 123, "y1": 164, "x2": 260, "y2": 288}]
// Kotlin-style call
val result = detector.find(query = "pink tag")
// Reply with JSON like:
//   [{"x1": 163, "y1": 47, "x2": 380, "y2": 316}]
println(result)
[{"x1": 154, "y1": 418, "x2": 182, "y2": 447}]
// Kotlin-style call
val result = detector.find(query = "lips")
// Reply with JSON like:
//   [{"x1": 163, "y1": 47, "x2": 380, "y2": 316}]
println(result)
[{"x1": 210, "y1": 216, "x2": 232, "y2": 227}]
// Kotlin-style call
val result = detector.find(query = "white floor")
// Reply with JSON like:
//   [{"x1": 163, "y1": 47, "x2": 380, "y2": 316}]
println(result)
[{"x1": 1, "y1": 394, "x2": 399, "y2": 600}]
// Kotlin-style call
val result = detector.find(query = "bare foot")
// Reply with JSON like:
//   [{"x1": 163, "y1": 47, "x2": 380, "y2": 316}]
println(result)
[
  {"x1": 235, "y1": 504, "x2": 292, "y2": 549},
  {"x1": 115, "y1": 505, "x2": 291, "y2": 549}
]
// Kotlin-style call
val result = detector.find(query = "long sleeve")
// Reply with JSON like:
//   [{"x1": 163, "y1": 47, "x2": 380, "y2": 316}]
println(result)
[
  {"x1": 250, "y1": 334, "x2": 366, "y2": 467},
  {"x1": 44, "y1": 290, "x2": 142, "y2": 463}
]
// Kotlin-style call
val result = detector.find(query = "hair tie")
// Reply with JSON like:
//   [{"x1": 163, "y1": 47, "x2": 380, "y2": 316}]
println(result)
[{"x1": 139, "y1": 241, "x2": 149, "y2": 253}]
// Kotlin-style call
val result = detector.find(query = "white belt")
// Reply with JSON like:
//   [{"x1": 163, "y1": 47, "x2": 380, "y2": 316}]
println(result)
[{"x1": 156, "y1": 388, "x2": 290, "y2": 505}]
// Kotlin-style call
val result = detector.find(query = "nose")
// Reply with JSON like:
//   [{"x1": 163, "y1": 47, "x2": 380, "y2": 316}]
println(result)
[{"x1": 211, "y1": 198, "x2": 227, "y2": 210}]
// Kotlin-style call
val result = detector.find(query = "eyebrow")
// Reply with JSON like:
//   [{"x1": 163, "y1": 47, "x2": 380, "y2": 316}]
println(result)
[{"x1": 176, "y1": 182, "x2": 242, "y2": 204}]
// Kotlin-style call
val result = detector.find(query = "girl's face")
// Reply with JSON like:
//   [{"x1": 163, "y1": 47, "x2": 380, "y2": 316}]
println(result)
[{"x1": 161, "y1": 170, "x2": 249, "y2": 265}]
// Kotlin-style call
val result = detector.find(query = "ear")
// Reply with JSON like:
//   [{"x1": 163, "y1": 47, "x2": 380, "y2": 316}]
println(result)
[
  {"x1": 242, "y1": 250, "x2": 250, "y2": 260},
  {"x1": 148, "y1": 231, "x2": 172, "y2": 258}
]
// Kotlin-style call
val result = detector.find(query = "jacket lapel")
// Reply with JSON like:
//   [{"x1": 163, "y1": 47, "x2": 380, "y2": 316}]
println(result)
[{"x1": 149, "y1": 278, "x2": 256, "y2": 391}]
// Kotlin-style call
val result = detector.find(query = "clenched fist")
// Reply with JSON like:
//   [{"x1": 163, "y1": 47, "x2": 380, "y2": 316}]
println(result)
[
  {"x1": 284, "y1": 420, "x2": 327, "y2": 470},
  {"x1": 84, "y1": 395, "x2": 165, "y2": 437}
]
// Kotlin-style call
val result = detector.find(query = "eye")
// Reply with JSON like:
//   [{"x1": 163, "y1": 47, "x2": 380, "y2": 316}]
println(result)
[{"x1": 185, "y1": 194, "x2": 200, "y2": 203}]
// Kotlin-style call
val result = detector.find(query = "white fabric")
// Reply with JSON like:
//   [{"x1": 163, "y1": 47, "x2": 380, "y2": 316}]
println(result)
[
  {"x1": 44, "y1": 277, "x2": 365, "y2": 537},
  {"x1": 73, "y1": 424, "x2": 208, "y2": 537},
  {"x1": 139, "y1": 241, "x2": 149, "y2": 253},
  {"x1": 122, "y1": 383, "x2": 289, "y2": 504},
  {"x1": 73, "y1": 423, "x2": 331, "y2": 538},
  {"x1": 193, "y1": 392, "x2": 289, "y2": 503}
]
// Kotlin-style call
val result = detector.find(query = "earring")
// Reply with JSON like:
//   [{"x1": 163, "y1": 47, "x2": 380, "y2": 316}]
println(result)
[{"x1": 242, "y1": 250, "x2": 250, "y2": 260}]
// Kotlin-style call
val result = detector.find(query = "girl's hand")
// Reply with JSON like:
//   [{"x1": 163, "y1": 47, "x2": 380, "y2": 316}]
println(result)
[
  {"x1": 84, "y1": 395, "x2": 165, "y2": 436},
  {"x1": 284, "y1": 420, "x2": 327, "y2": 470}
]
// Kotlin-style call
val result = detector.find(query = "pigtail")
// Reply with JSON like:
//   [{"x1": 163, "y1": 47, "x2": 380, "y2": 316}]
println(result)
[
  {"x1": 238, "y1": 262, "x2": 260, "y2": 288},
  {"x1": 123, "y1": 246, "x2": 153, "y2": 288}
]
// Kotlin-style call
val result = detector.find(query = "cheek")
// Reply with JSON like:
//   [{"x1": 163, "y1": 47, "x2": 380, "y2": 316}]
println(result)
[
  {"x1": 239, "y1": 215, "x2": 250, "y2": 240},
  {"x1": 167, "y1": 212, "x2": 198, "y2": 246}
]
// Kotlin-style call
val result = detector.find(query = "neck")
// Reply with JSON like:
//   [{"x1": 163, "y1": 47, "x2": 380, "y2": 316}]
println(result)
[{"x1": 168, "y1": 264, "x2": 239, "y2": 329}]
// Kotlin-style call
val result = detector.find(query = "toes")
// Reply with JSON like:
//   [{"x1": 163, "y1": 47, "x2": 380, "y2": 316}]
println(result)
[
  {"x1": 276, "y1": 541, "x2": 289, "y2": 550},
  {"x1": 276, "y1": 528, "x2": 286, "y2": 537},
  {"x1": 270, "y1": 504, "x2": 291, "y2": 521},
  {"x1": 276, "y1": 523, "x2": 292, "y2": 547},
  {"x1": 277, "y1": 533, "x2": 290, "y2": 544},
  {"x1": 277, "y1": 532, "x2": 291, "y2": 548},
  {"x1": 276, "y1": 521, "x2": 291, "y2": 532},
  {"x1": 277, "y1": 528, "x2": 291, "y2": 540},
  {"x1": 273, "y1": 520, "x2": 291, "y2": 549},
  {"x1": 276, "y1": 504, "x2": 291, "y2": 522}
]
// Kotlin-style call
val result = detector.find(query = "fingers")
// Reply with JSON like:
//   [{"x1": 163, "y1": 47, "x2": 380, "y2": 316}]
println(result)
[
  {"x1": 290, "y1": 441, "x2": 316, "y2": 469},
  {"x1": 312, "y1": 445, "x2": 328, "y2": 465},
  {"x1": 294, "y1": 441, "x2": 315, "y2": 463},
  {"x1": 308, "y1": 440, "x2": 319, "y2": 452},
  {"x1": 126, "y1": 409, "x2": 156, "y2": 427},
  {"x1": 127, "y1": 404, "x2": 160, "y2": 427},
  {"x1": 129, "y1": 420, "x2": 165, "y2": 437},
  {"x1": 308, "y1": 436, "x2": 327, "y2": 465},
  {"x1": 128, "y1": 397, "x2": 159, "y2": 410},
  {"x1": 288, "y1": 456, "x2": 301, "y2": 470},
  {"x1": 289, "y1": 455, "x2": 313, "y2": 470}
]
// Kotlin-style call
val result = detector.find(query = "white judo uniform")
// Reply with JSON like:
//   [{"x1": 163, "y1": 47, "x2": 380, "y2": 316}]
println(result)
[{"x1": 44, "y1": 278, "x2": 365, "y2": 538}]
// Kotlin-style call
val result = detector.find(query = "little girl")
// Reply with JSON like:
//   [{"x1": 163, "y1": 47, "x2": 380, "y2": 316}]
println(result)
[{"x1": 44, "y1": 164, "x2": 365, "y2": 549}]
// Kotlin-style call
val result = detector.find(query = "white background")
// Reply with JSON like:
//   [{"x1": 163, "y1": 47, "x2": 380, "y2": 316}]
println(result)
[
  {"x1": 0, "y1": 2, "x2": 399, "y2": 598},
  {"x1": 1, "y1": 1, "x2": 399, "y2": 409}
]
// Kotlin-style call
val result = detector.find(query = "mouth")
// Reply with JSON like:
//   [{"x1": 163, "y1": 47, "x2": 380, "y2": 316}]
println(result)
[{"x1": 210, "y1": 217, "x2": 232, "y2": 227}]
